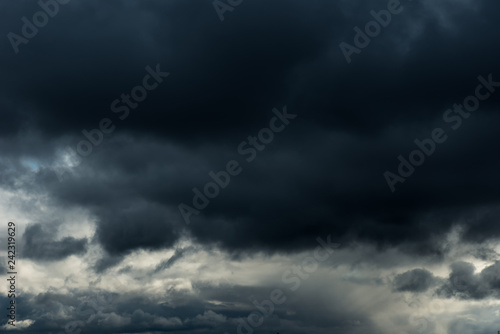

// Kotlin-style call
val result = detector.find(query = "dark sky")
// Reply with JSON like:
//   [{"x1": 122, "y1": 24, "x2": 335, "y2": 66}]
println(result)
[{"x1": 1, "y1": 0, "x2": 500, "y2": 333}]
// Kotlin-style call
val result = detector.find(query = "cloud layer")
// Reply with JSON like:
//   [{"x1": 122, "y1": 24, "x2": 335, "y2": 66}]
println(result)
[{"x1": 1, "y1": 0, "x2": 500, "y2": 333}]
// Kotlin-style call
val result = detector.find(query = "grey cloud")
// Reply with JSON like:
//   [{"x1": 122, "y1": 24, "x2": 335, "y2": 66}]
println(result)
[
  {"x1": 23, "y1": 222, "x2": 87, "y2": 261},
  {"x1": 393, "y1": 268, "x2": 436, "y2": 293},
  {"x1": 437, "y1": 261, "x2": 500, "y2": 300}
]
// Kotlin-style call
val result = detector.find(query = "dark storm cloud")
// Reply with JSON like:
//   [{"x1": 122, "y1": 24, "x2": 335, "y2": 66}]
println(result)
[
  {"x1": 0, "y1": 0, "x2": 339, "y2": 142},
  {"x1": 1, "y1": 0, "x2": 494, "y2": 142},
  {"x1": 93, "y1": 200, "x2": 181, "y2": 255},
  {"x1": 1, "y1": 0, "x2": 500, "y2": 259},
  {"x1": 23, "y1": 222, "x2": 87, "y2": 261},
  {"x1": 393, "y1": 268, "x2": 436, "y2": 292},
  {"x1": 437, "y1": 261, "x2": 500, "y2": 300}
]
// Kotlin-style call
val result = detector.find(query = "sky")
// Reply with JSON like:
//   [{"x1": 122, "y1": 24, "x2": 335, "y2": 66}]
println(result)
[{"x1": 1, "y1": 0, "x2": 500, "y2": 333}]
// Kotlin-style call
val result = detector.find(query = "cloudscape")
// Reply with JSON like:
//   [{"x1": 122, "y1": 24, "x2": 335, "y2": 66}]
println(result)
[{"x1": 1, "y1": 0, "x2": 500, "y2": 333}]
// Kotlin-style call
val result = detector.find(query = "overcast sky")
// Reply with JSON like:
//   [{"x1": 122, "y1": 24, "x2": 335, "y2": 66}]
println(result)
[{"x1": 1, "y1": 0, "x2": 500, "y2": 333}]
